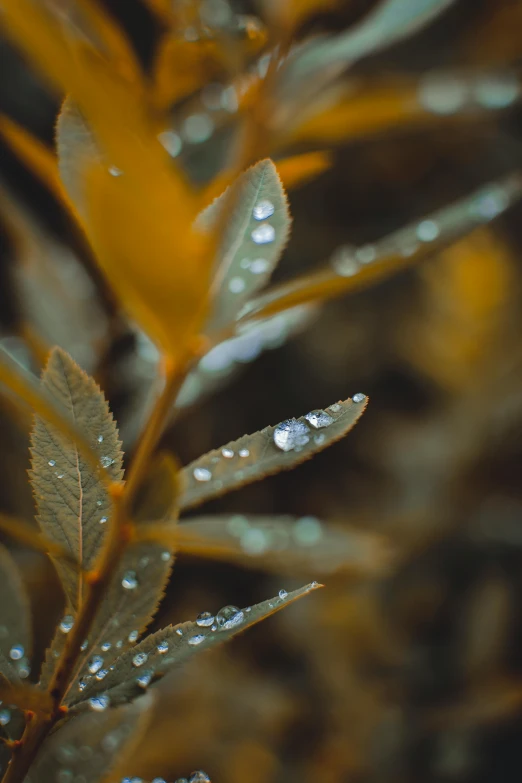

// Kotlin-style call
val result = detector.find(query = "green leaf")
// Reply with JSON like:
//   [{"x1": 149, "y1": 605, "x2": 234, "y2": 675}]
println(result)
[
  {"x1": 156, "y1": 515, "x2": 391, "y2": 577},
  {"x1": 67, "y1": 582, "x2": 321, "y2": 709},
  {"x1": 0, "y1": 544, "x2": 31, "y2": 684},
  {"x1": 25, "y1": 693, "x2": 154, "y2": 783},
  {"x1": 179, "y1": 394, "x2": 368, "y2": 511},
  {"x1": 29, "y1": 347, "x2": 124, "y2": 612},
  {"x1": 198, "y1": 159, "x2": 291, "y2": 331}
]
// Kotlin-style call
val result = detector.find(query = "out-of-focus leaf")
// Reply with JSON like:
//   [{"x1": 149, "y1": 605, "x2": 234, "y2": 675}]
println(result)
[
  {"x1": 55, "y1": 98, "x2": 101, "y2": 217},
  {"x1": 179, "y1": 395, "x2": 368, "y2": 511},
  {"x1": 238, "y1": 172, "x2": 522, "y2": 325},
  {"x1": 0, "y1": 678, "x2": 53, "y2": 715},
  {"x1": 0, "y1": 512, "x2": 77, "y2": 564},
  {"x1": 0, "y1": 544, "x2": 31, "y2": 683},
  {"x1": 151, "y1": 37, "x2": 225, "y2": 109},
  {"x1": 137, "y1": 515, "x2": 392, "y2": 577},
  {"x1": 25, "y1": 693, "x2": 154, "y2": 783},
  {"x1": 264, "y1": 0, "x2": 340, "y2": 29},
  {"x1": 198, "y1": 159, "x2": 290, "y2": 331},
  {"x1": 29, "y1": 348, "x2": 123, "y2": 611},
  {"x1": 132, "y1": 452, "x2": 182, "y2": 524},
  {"x1": 275, "y1": 151, "x2": 332, "y2": 190},
  {"x1": 68, "y1": 582, "x2": 321, "y2": 708}
]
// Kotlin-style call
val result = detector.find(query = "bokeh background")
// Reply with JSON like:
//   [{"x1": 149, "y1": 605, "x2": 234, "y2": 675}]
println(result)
[{"x1": 2, "y1": 0, "x2": 522, "y2": 781}]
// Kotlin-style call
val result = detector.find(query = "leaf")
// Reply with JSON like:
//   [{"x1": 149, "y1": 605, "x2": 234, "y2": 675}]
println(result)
[
  {"x1": 67, "y1": 582, "x2": 321, "y2": 709},
  {"x1": 55, "y1": 98, "x2": 101, "y2": 217},
  {"x1": 25, "y1": 693, "x2": 154, "y2": 783},
  {"x1": 276, "y1": 151, "x2": 332, "y2": 191},
  {"x1": 0, "y1": 512, "x2": 77, "y2": 567},
  {"x1": 198, "y1": 159, "x2": 291, "y2": 331},
  {"x1": 179, "y1": 395, "x2": 368, "y2": 511},
  {"x1": 238, "y1": 172, "x2": 522, "y2": 325},
  {"x1": 132, "y1": 452, "x2": 182, "y2": 524},
  {"x1": 137, "y1": 515, "x2": 393, "y2": 577},
  {"x1": 0, "y1": 544, "x2": 31, "y2": 683},
  {"x1": 39, "y1": 540, "x2": 174, "y2": 692},
  {"x1": 29, "y1": 347, "x2": 124, "y2": 611}
]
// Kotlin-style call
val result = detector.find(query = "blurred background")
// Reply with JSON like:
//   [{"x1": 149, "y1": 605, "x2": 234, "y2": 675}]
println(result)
[{"x1": 2, "y1": 0, "x2": 522, "y2": 781}]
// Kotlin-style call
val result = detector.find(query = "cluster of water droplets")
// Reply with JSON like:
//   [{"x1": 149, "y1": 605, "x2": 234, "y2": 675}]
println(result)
[
  {"x1": 192, "y1": 446, "x2": 250, "y2": 484},
  {"x1": 418, "y1": 69, "x2": 520, "y2": 116},
  {"x1": 226, "y1": 513, "x2": 325, "y2": 556},
  {"x1": 3, "y1": 640, "x2": 31, "y2": 680},
  {"x1": 272, "y1": 399, "x2": 366, "y2": 453},
  {"x1": 120, "y1": 772, "x2": 210, "y2": 783}
]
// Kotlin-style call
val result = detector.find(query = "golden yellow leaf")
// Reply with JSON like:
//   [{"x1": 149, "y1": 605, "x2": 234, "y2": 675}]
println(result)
[{"x1": 275, "y1": 150, "x2": 332, "y2": 190}]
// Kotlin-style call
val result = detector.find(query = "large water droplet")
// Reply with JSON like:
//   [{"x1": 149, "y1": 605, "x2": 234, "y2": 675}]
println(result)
[
  {"x1": 89, "y1": 694, "x2": 110, "y2": 712},
  {"x1": 216, "y1": 605, "x2": 244, "y2": 630},
  {"x1": 196, "y1": 611, "x2": 215, "y2": 628},
  {"x1": 136, "y1": 670, "x2": 153, "y2": 688},
  {"x1": 253, "y1": 199, "x2": 275, "y2": 220},
  {"x1": 352, "y1": 393, "x2": 366, "y2": 403},
  {"x1": 101, "y1": 456, "x2": 114, "y2": 468},
  {"x1": 304, "y1": 410, "x2": 334, "y2": 429},
  {"x1": 194, "y1": 467, "x2": 212, "y2": 482},
  {"x1": 157, "y1": 640, "x2": 169, "y2": 654},
  {"x1": 188, "y1": 634, "x2": 206, "y2": 646},
  {"x1": 9, "y1": 644, "x2": 24, "y2": 660},
  {"x1": 122, "y1": 570, "x2": 138, "y2": 590},
  {"x1": 88, "y1": 655, "x2": 104, "y2": 674},
  {"x1": 238, "y1": 448, "x2": 250, "y2": 458},
  {"x1": 279, "y1": 589, "x2": 288, "y2": 600},
  {"x1": 251, "y1": 223, "x2": 275, "y2": 244},
  {"x1": 132, "y1": 653, "x2": 148, "y2": 668},
  {"x1": 273, "y1": 419, "x2": 310, "y2": 452},
  {"x1": 161, "y1": 551, "x2": 171, "y2": 562},
  {"x1": 222, "y1": 448, "x2": 234, "y2": 458},
  {"x1": 95, "y1": 669, "x2": 108, "y2": 681},
  {"x1": 60, "y1": 615, "x2": 74, "y2": 634}
]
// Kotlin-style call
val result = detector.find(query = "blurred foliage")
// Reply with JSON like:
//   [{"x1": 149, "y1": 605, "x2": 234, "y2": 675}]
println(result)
[{"x1": 0, "y1": 0, "x2": 521, "y2": 781}]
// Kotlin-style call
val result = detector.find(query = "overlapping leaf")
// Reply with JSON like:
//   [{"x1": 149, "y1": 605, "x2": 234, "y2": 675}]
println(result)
[
  {"x1": 67, "y1": 582, "x2": 321, "y2": 709},
  {"x1": 179, "y1": 395, "x2": 368, "y2": 510},
  {"x1": 25, "y1": 693, "x2": 154, "y2": 783},
  {"x1": 29, "y1": 348, "x2": 124, "y2": 611},
  {"x1": 143, "y1": 515, "x2": 391, "y2": 577},
  {"x1": 0, "y1": 544, "x2": 31, "y2": 684},
  {"x1": 198, "y1": 159, "x2": 291, "y2": 331}
]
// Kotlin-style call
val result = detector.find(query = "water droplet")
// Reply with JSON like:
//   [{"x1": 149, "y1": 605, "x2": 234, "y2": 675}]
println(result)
[
  {"x1": 471, "y1": 187, "x2": 509, "y2": 220},
  {"x1": 56, "y1": 473, "x2": 65, "y2": 479},
  {"x1": 216, "y1": 605, "x2": 244, "y2": 630},
  {"x1": 182, "y1": 113, "x2": 214, "y2": 144},
  {"x1": 229, "y1": 276, "x2": 246, "y2": 293},
  {"x1": 100, "y1": 516, "x2": 108, "y2": 524},
  {"x1": 96, "y1": 499, "x2": 103, "y2": 507},
  {"x1": 310, "y1": 580, "x2": 319, "y2": 588},
  {"x1": 238, "y1": 448, "x2": 250, "y2": 457},
  {"x1": 89, "y1": 694, "x2": 110, "y2": 712},
  {"x1": 194, "y1": 467, "x2": 212, "y2": 482},
  {"x1": 294, "y1": 516, "x2": 322, "y2": 545},
  {"x1": 116, "y1": 639, "x2": 123, "y2": 648},
  {"x1": 152, "y1": 778, "x2": 168, "y2": 783},
  {"x1": 101, "y1": 641, "x2": 112, "y2": 652},
  {"x1": 222, "y1": 448, "x2": 234, "y2": 458},
  {"x1": 245, "y1": 606, "x2": 252, "y2": 613},
  {"x1": 122, "y1": 570, "x2": 138, "y2": 590},
  {"x1": 227, "y1": 514, "x2": 249, "y2": 536},
  {"x1": 249, "y1": 257, "x2": 270, "y2": 274},
  {"x1": 95, "y1": 669, "x2": 108, "y2": 681},
  {"x1": 211, "y1": 624, "x2": 217, "y2": 631},
  {"x1": 60, "y1": 615, "x2": 74, "y2": 633},
  {"x1": 136, "y1": 670, "x2": 153, "y2": 688},
  {"x1": 328, "y1": 403, "x2": 341, "y2": 413},
  {"x1": 88, "y1": 655, "x2": 104, "y2": 674},
  {"x1": 240, "y1": 257, "x2": 251, "y2": 269},
  {"x1": 251, "y1": 223, "x2": 275, "y2": 244},
  {"x1": 80, "y1": 639, "x2": 89, "y2": 651},
  {"x1": 158, "y1": 129, "x2": 182, "y2": 157},
  {"x1": 273, "y1": 419, "x2": 310, "y2": 452},
  {"x1": 188, "y1": 634, "x2": 206, "y2": 646},
  {"x1": 418, "y1": 73, "x2": 468, "y2": 115},
  {"x1": 97, "y1": 435, "x2": 104, "y2": 443},
  {"x1": 175, "y1": 627, "x2": 184, "y2": 636},
  {"x1": 304, "y1": 410, "x2": 334, "y2": 429},
  {"x1": 472, "y1": 73, "x2": 520, "y2": 109},
  {"x1": 161, "y1": 550, "x2": 171, "y2": 562},
  {"x1": 188, "y1": 770, "x2": 211, "y2": 782},
  {"x1": 101, "y1": 456, "x2": 114, "y2": 468},
  {"x1": 109, "y1": 166, "x2": 123, "y2": 177},
  {"x1": 241, "y1": 527, "x2": 269, "y2": 555},
  {"x1": 139, "y1": 556, "x2": 150, "y2": 569},
  {"x1": 157, "y1": 640, "x2": 169, "y2": 654},
  {"x1": 355, "y1": 244, "x2": 377, "y2": 264},
  {"x1": 48, "y1": 459, "x2": 56, "y2": 467},
  {"x1": 279, "y1": 589, "x2": 288, "y2": 600},
  {"x1": 128, "y1": 630, "x2": 139, "y2": 643},
  {"x1": 78, "y1": 679, "x2": 87, "y2": 692},
  {"x1": 253, "y1": 199, "x2": 275, "y2": 220},
  {"x1": 352, "y1": 393, "x2": 366, "y2": 403},
  {"x1": 9, "y1": 644, "x2": 24, "y2": 660},
  {"x1": 18, "y1": 659, "x2": 30, "y2": 678},
  {"x1": 416, "y1": 219, "x2": 440, "y2": 242},
  {"x1": 0, "y1": 708, "x2": 10, "y2": 726},
  {"x1": 196, "y1": 611, "x2": 215, "y2": 628},
  {"x1": 132, "y1": 652, "x2": 148, "y2": 668},
  {"x1": 331, "y1": 245, "x2": 358, "y2": 276}
]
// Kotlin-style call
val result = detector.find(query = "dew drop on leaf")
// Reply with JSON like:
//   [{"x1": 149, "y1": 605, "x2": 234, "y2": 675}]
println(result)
[
  {"x1": 88, "y1": 694, "x2": 110, "y2": 711},
  {"x1": 222, "y1": 448, "x2": 234, "y2": 458},
  {"x1": 250, "y1": 258, "x2": 270, "y2": 274},
  {"x1": 136, "y1": 670, "x2": 153, "y2": 688},
  {"x1": 238, "y1": 448, "x2": 250, "y2": 457},
  {"x1": 88, "y1": 655, "x2": 104, "y2": 674},
  {"x1": 304, "y1": 410, "x2": 334, "y2": 429},
  {"x1": 132, "y1": 652, "x2": 148, "y2": 667},
  {"x1": 194, "y1": 467, "x2": 212, "y2": 482},
  {"x1": 273, "y1": 419, "x2": 311, "y2": 452},
  {"x1": 157, "y1": 640, "x2": 169, "y2": 654},
  {"x1": 60, "y1": 615, "x2": 74, "y2": 633},
  {"x1": 416, "y1": 219, "x2": 440, "y2": 242},
  {"x1": 188, "y1": 771, "x2": 211, "y2": 783},
  {"x1": 97, "y1": 435, "x2": 104, "y2": 443},
  {"x1": 95, "y1": 669, "x2": 108, "y2": 681},
  {"x1": 251, "y1": 223, "x2": 275, "y2": 244},
  {"x1": 128, "y1": 630, "x2": 139, "y2": 643},
  {"x1": 188, "y1": 634, "x2": 206, "y2": 646},
  {"x1": 0, "y1": 709, "x2": 10, "y2": 726},
  {"x1": 253, "y1": 199, "x2": 275, "y2": 220},
  {"x1": 196, "y1": 611, "x2": 215, "y2": 628},
  {"x1": 48, "y1": 459, "x2": 56, "y2": 467},
  {"x1": 175, "y1": 628, "x2": 184, "y2": 637},
  {"x1": 279, "y1": 589, "x2": 288, "y2": 600},
  {"x1": 100, "y1": 455, "x2": 114, "y2": 468},
  {"x1": 9, "y1": 644, "x2": 24, "y2": 660},
  {"x1": 216, "y1": 605, "x2": 244, "y2": 630},
  {"x1": 122, "y1": 570, "x2": 138, "y2": 590},
  {"x1": 228, "y1": 277, "x2": 246, "y2": 293},
  {"x1": 101, "y1": 641, "x2": 112, "y2": 652},
  {"x1": 352, "y1": 393, "x2": 366, "y2": 403}
]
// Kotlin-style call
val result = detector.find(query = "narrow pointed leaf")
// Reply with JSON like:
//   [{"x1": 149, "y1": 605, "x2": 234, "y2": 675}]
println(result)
[
  {"x1": 68, "y1": 582, "x2": 321, "y2": 708},
  {"x1": 29, "y1": 348, "x2": 124, "y2": 611},
  {"x1": 0, "y1": 544, "x2": 31, "y2": 683},
  {"x1": 179, "y1": 395, "x2": 368, "y2": 511},
  {"x1": 132, "y1": 452, "x2": 182, "y2": 524},
  {"x1": 25, "y1": 694, "x2": 154, "y2": 783},
  {"x1": 199, "y1": 159, "x2": 290, "y2": 330},
  {"x1": 56, "y1": 98, "x2": 100, "y2": 216},
  {"x1": 138, "y1": 515, "x2": 391, "y2": 577}
]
